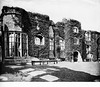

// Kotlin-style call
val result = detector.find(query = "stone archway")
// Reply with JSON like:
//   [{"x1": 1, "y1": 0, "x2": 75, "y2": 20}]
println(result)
[{"x1": 73, "y1": 51, "x2": 82, "y2": 62}]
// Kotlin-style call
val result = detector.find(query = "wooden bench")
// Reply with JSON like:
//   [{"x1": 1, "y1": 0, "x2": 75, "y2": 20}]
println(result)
[{"x1": 31, "y1": 60, "x2": 58, "y2": 65}]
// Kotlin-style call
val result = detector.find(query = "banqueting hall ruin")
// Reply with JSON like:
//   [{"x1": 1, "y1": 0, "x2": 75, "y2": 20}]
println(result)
[{"x1": 0, "y1": 6, "x2": 100, "y2": 64}]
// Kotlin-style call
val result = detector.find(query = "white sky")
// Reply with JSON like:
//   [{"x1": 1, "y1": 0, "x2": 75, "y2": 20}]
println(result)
[{"x1": 0, "y1": 0, "x2": 100, "y2": 32}]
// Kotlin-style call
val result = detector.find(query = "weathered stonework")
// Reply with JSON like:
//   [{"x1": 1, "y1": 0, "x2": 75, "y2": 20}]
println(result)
[
  {"x1": 50, "y1": 19, "x2": 100, "y2": 62},
  {"x1": 64, "y1": 19, "x2": 84, "y2": 61},
  {"x1": 55, "y1": 22, "x2": 65, "y2": 60},
  {"x1": 84, "y1": 31, "x2": 100, "y2": 61},
  {"x1": 97, "y1": 35, "x2": 100, "y2": 61},
  {"x1": 1, "y1": 6, "x2": 30, "y2": 63},
  {"x1": 28, "y1": 12, "x2": 50, "y2": 59},
  {"x1": 0, "y1": 6, "x2": 100, "y2": 63}
]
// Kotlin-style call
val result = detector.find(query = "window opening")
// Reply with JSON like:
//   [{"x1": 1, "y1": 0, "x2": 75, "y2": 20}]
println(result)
[
  {"x1": 35, "y1": 34, "x2": 45, "y2": 45},
  {"x1": 86, "y1": 45, "x2": 91, "y2": 54},
  {"x1": 50, "y1": 39, "x2": 54, "y2": 50},
  {"x1": 59, "y1": 40, "x2": 65, "y2": 50},
  {"x1": 85, "y1": 31, "x2": 91, "y2": 41},
  {"x1": 73, "y1": 27, "x2": 79, "y2": 33},
  {"x1": 5, "y1": 32, "x2": 28, "y2": 57},
  {"x1": 74, "y1": 37, "x2": 79, "y2": 45}
]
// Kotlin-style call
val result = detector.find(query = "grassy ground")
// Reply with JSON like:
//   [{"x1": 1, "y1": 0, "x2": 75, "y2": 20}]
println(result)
[{"x1": 0, "y1": 63, "x2": 99, "y2": 82}]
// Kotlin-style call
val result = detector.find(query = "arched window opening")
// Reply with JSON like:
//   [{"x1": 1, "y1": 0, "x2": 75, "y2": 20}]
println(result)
[
  {"x1": 73, "y1": 27, "x2": 79, "y2": 33},
  {"x1": 49, "y1": 26, "x2": 54, "y2": 38},
  {"x1": 3, "y1": 14, "x2": 22, "y2": 31}
]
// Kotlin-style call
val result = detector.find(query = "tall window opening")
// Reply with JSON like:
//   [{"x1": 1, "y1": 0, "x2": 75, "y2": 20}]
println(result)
[
  {"x1": 85, "y1": 31, "x2": 91, "y2": 41},
  {"x1": 86, "y1": 45, "x2": 91, "y2": 54},
  {"x1": 49, "y1": 39, "x2": 54, "y2": 50},
  {"x1": 2, "y1": 9, "x2": 28, "y2": 58},
  {"x1": 5, "y1": 31, "x2": 28, "y2": 57},
  {"x1": 59, "y1": 40, "x2": 65, "y2": 50}
]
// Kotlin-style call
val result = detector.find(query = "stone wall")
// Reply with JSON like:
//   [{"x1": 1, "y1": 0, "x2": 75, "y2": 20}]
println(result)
[
  {"x1": 83, "y1": 30, "x2": 100, "y2": 61},
  {"x1": 28, "y1": 12, "x2": 50, "y2": 59},
  {"x1": 90, "y1": 31, "x2": 100, "y2": 61},
  {"x1": 1, "y1": 6, "x2": 100, "y2": 62},
  {"x1": 97, "y1": 35, "x2": 100, "y2": 60},
  {"x1": 64, "y1": 19, "x2": 83, "y2": 61}
]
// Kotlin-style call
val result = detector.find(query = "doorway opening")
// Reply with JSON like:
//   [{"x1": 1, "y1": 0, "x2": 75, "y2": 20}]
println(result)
[
  {"x1": 73, "y1": 51, "x2": 82, "y2": 62},
  {"x1": 73, "y1": 51, "x2": 78, "y2": 62}
]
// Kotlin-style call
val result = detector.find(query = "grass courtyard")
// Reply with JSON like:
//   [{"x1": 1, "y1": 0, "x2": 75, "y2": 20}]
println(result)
[{"x1": 0, "y1": 62, "x2": 100, "y2": 82}]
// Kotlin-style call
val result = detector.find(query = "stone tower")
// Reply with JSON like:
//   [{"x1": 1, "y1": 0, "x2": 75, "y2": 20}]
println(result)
[{"x1": 64, "y1": 19, "x2": 83, "y2": 62}]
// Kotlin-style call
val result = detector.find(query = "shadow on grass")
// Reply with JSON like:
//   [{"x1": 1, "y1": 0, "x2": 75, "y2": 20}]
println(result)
[
  {"x1": 0, "y1": 63, "x2": 27, "y2": 75},
  {"x1": 0, "y1": 63, "x2": 58, "y2": 75},
  {"x1": 30, "y1": 65, "x2": 100, "y2": 82}
]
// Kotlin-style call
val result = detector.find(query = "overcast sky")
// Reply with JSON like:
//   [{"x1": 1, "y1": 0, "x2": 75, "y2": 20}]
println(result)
[{"x1": 0, "y1": 0, "x2": 100, "y2": 32}]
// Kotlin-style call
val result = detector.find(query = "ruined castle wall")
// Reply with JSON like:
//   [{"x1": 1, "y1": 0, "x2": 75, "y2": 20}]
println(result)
[
  {"x1": 91, "y1": 32, "x2": 99, "y2": 61},
  {"x1": 65, "y1": 20, "x2": 83, "y2": 61},
  {"x1": 28, "y1": 12, "x2": 50, "y2": 59}
]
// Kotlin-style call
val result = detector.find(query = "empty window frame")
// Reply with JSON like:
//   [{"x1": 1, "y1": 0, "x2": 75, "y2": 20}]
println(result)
[
  {"x1": 5, "y1": 32, "x2": 28, "y2": 57},
  {"x1": 73, "y1": 27, "x2": 79, "y2": 33},
  {"x1": 49, "y1": 39, "x2": 54, "y2": 50},
  {"x1": 49, "y1": 26, "x2": 54, "y2": 38},
  {"x1": 3, "y1": 14, "x2": 22, "y2": 31},
  {"x1": 86, "y1": 45, "x2": 91, "y2": 54},
  {"x1": 59, "y1": 40, "x2": 65, "y2": 50},
  {"x1": 85, "y1": 31, "x2": 91, "y2": 41},
  {"x1": 35, "y1": 35, "x2": 45, "y2": 45},
  {"x1": 74, "y1": 37, "x2": 79, "y2": 45}
]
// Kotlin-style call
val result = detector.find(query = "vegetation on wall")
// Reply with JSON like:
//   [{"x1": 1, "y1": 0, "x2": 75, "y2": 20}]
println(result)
[{"x1": 28, "y1": 12, "x2": 50, "y2": 59}]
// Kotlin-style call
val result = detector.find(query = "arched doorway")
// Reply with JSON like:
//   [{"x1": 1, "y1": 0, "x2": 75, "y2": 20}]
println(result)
[
  {"x1": 73, "y1": 51, "x2": 78, "y2": 62},
  {"x1": 73, "y1": 51, "x2": 82, "y2": 62}
]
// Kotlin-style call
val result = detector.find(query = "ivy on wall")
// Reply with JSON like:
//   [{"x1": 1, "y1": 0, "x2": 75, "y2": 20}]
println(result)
[{"x1": 27, "y1": 12, "x2": 50, "y2": 59}]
